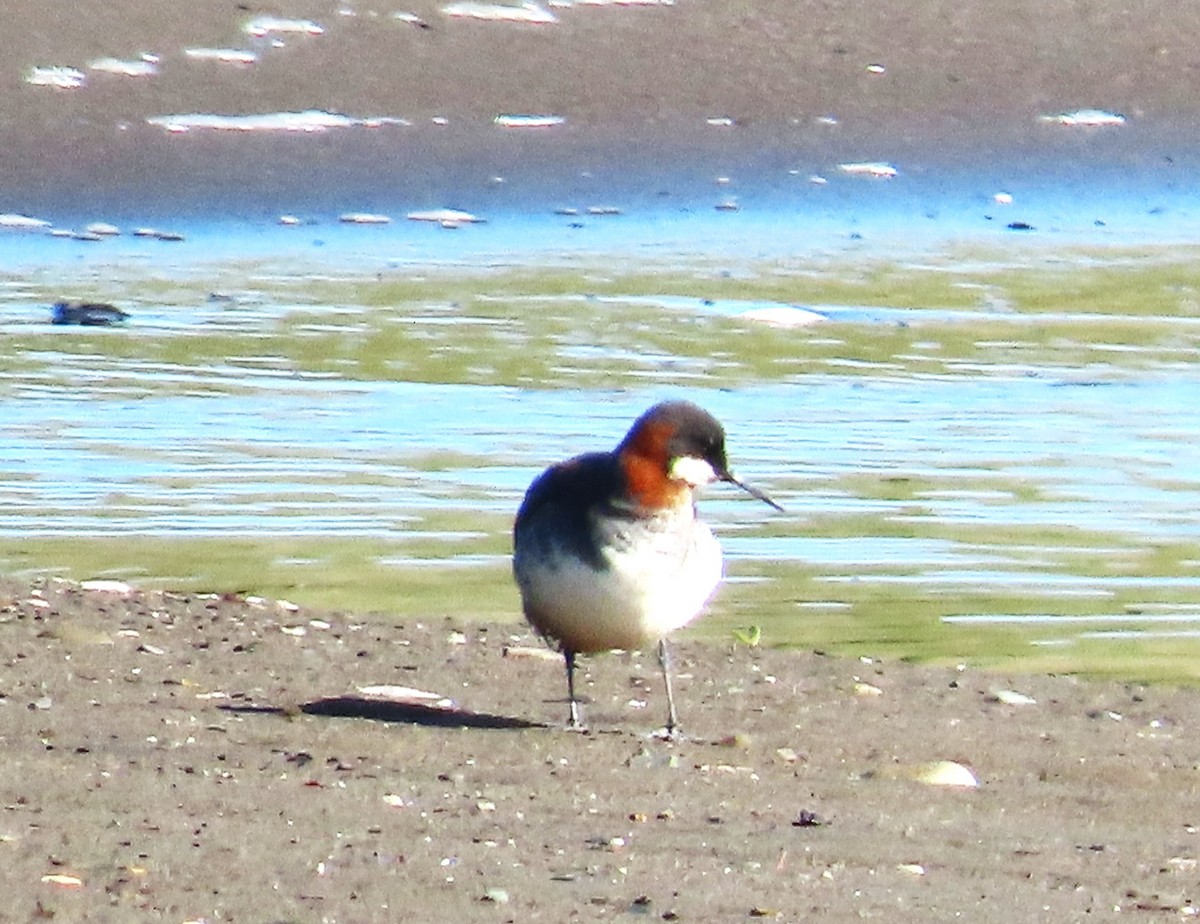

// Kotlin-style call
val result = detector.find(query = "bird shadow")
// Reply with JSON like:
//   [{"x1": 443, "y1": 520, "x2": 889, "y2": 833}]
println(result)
[{"x1": 219, "y1": 695, "x2": 545, "y2": 730}]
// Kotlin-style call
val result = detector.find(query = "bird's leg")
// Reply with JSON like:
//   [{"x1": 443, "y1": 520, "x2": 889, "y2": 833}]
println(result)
[
  {"x1": 658, "y1": 638, "x2": 680, "y2": 737},
  {"x1": 564, "y1": 649, "x2": 585, "y2": 729}
]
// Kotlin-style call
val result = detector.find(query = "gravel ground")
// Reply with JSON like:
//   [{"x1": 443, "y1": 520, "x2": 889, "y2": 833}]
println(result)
[{"x1": 3, "y1": 576, "x2": 1199, "y2": 922}]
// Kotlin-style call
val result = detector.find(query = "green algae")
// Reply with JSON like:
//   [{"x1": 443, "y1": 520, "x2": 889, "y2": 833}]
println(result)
[
  {"x1": 9, "y1": 244, "x2": 1200, "y2": 399},
  {"x1": 7, "y1": 244, "x2": 1200, "y2": 684},
  {"x1": 4, "y1": 505, "x2": 1199, "y2": 682},
  {"x1": 0, "y1": 532, "x2": 514, "y2": 618}
]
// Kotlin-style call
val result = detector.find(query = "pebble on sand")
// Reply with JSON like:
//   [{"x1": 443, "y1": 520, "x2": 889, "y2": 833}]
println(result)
[
  {"x1": 910, "y1": 761, "x2": 979, "y2": 788},
  {"x1": 357, "y1": 684, "x2": 455, "y2": 708},
  {"x1": 989, "y1": 689, "x2": 1037, "y2": 706},
  {"x1": 79, "y1": 578, "x2": 135, "y2": 593}
]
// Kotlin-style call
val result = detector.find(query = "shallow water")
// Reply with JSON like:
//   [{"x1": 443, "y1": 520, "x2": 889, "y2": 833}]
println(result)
[{"x1": 3, "y1": 195, "x2": 1200, "y2": 678}]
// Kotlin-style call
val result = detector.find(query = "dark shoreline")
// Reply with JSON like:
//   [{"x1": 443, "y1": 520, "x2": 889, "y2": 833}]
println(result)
[
  {"x1": 4, "y1": 0, "x2": 1199, "y2": 220},
  {"x1": 5, "y1": 119, "x2": 1198, "y2": 232}
]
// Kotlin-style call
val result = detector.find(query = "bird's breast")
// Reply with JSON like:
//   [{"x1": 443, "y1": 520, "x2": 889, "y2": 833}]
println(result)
[{"x1": 515, "y1": 506, "x2": 723, "y2": 653}]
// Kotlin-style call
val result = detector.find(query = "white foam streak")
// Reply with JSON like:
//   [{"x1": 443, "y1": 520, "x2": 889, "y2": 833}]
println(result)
[
  {"x1": 738, "y1": 306, "x2": 825, "y2": 328},
  {"x1": 26, "y1": 66, "x2": 85, "y2": 90},
  {"x1": 243, "y1": 15, "x2": 325, "y2": 36},
  {"x1": 406, "y1": 208, "x2": 483, "y2": 225},
  {"x1": 1040, "y1": 108, "x2": 1126, "y2": 127},
  {"x1": 493, "y1": 114, "x2": 564, "y2": 128},
  {"x1": 552, "y1": 0, "x2": 674, "y2": 5},
  {"x1": 185, "y1": 48, "x2": 258, "y2": 65},
  {"x1": 89, "y1": 56, "x2": 158, "y2": 77},
  {"x1": 339, "y1": 212, "x2": 391, "y2": 224},
  {"x1": 0, "y1": 214, "x2": 52, "y2": 232},
  {"x1": 147, "y1": 110, "x2": 407, "y2": 134},
  {"x1": 838, "y1": 161, "x2": 899, "y2": 178},
  {"x1": 442, "y1": 2, "x2": 558, "y2": 23}
]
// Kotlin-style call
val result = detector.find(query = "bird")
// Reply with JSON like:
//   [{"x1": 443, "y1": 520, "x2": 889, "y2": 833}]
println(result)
[
  {"x1": 512, "y1": 400, "x2": 781, "y2": 736},
  {"x1": 51, "y1": 301, "x2": 129, "y2": 326}
]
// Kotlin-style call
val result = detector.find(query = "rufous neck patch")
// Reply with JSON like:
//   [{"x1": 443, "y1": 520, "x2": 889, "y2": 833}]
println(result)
[{"x1": 618, "y1": 418, "x2": 690, "y2": 510}]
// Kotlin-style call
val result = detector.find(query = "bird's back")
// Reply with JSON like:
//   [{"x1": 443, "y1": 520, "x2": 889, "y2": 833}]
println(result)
[{"x1": 513, "y1": 451, "x2": 620, "y2": 572}]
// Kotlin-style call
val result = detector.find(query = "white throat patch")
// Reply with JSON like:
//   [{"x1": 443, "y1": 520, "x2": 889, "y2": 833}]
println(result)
[{"x1": 669, "y1": 455, "x2": 717, "y2": 487}]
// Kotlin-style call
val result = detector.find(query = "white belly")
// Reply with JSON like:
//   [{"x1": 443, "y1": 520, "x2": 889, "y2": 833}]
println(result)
[{"x1": 517, "y1": 520, "x2": 723, "y2": 653}]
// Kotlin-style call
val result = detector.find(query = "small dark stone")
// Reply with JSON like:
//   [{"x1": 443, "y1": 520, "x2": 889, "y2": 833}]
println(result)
[{"x1": 792, "y1": 809, "x2": 826, "y2": 827}]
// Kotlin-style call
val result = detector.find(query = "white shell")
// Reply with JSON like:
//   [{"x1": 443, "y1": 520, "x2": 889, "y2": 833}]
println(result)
[
  {"x1": 911, "y1": 760, "x2": 979, "y2": 788},
  {"x1": 991, "y1": 689, "x2": 1037, "y2": 706},
  {"x1": 80, "y1": 579, "x2": 133, "y2": 594}
]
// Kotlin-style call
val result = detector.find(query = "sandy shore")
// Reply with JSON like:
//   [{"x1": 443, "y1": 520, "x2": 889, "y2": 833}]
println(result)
[{"x1": 3, "y1": 575, "x2": 1199, "y2": 920}]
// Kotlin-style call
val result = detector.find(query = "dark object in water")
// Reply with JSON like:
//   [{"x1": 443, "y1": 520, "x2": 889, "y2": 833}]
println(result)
[
  {"x1": 1006, "y1": 221, "x2": 1036, "y2": 231},
  {"x1": 51, "y1": 301, "x2": 130, "y2": 326}
]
